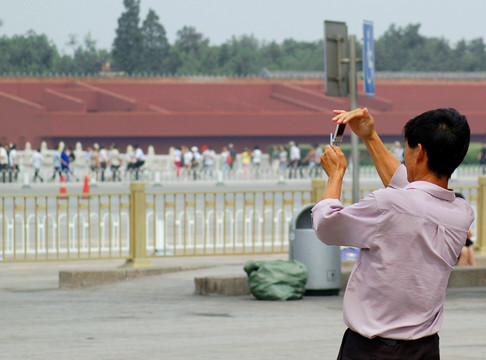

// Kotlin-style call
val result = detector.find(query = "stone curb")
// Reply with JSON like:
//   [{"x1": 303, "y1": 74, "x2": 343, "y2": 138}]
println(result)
[
  {"x1": 447, "y1": 266, "x2": 486, "y2": 287},
  {"x1": 59, "y1": 265, "x2": 215, "y2": 289},
  {"x1": 194, "y1": 276, "x2": 250, "y2": 296},
  {"x1": 194, "y1": 266, "x2": 486, "y2": 296},
  {"x1": 58, "y1": 262, "x2": 486, "y2": 292}
]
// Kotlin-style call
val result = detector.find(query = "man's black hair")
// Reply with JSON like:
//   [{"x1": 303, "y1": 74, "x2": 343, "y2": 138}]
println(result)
[{"x1": 403, "y1": 108, "x2": 470, "y2": 178}]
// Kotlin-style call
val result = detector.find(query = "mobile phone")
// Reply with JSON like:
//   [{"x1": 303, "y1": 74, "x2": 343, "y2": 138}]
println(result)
[{"x1": 330, "y1": 123, "x2": 346, "y2": 146}]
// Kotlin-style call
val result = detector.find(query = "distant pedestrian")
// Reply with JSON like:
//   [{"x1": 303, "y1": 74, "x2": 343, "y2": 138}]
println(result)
[
  {"x1": 221, "y1": 146, "x2": 232, "y2": 180},
  {"x1": 173, "y1": 146, "x2": 182, "y2": 177},
  {"x1": 288, "y1": 141, "x2": 301, "y2": 178},
  {"x1": 51, "y1": 145, "x2": 62, "y2": 181},
  {"x1": 302, "y1": 144, "x2": 317, "y2": 167},
  {"x1": 270, "y1": 144, "x2": 280, "y2": 174},
  {"x1": 109, "y1": 144, "x2": 122, "y2": 181},
  {"x1": 0, "y1": 143, "x2": 8, "y2": 183},
  {"x1": 67, "y1": 146, "x2": 78, "y2": 181},
  {"x1": 228, "y1": 143, "x2": 236, "y2": 172},
  {"x1": 455, "y1": 193, "x2": 476, "y2": 267},
  {"x1": 303, "y1": 144, "x2": 322, "y2": 177},
  {"x1": 279, "y1": 145, "x2": 288, "y2": 177},
  {"x1": 8, "y1": 144, "x2": 19, "y2": 182},
  {"x1": 390, "y1": 141, "x2": 404, "y2": 163},
  {"x1": 85, "y1": 145, "x2": 93, "y2": 167},
  {"x1": 252, "y1": 145, "x2": 262, "y2": 178},
  {"x1": 182, "y1": 145, "x2": 193, "y2": 179},
  {"x1": 289, "y1": 141, "x2": 300, "y2": 168},
  {"x1": 191, "y1": 146, "x2": 201, "y2": 180},
  {"x1": 241, "y1": 147, "x2": 250, "y2": 180},
  {"x1": 31, "y1": 149, "x2": 44, "y2": 183},
  {"x1": 89, "y1": 144, "x2": 101, "y2": 180},
  {"x1": 98, "y1": 145, "x2": 109, "y2": 181},
  {"x1": 127, "y1": 144, "x2": 146, "y2": 180},
  {"x1": 202, "y1": 145, "x2": 215, "y2": 179},
  {"x1": 60, "y1": 146, "x2": 70, "y2": 181}
]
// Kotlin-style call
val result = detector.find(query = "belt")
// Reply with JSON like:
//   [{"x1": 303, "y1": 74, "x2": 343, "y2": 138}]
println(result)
[
  {"x1": 377, "y1": 334, "x2": 438, "y2": 347},
  {"x1": 377, "y1": 337, "x2": 401, "y2": 346},
  {"x1": 349, "y1": 329, "x2": 437, "y2": 347}
]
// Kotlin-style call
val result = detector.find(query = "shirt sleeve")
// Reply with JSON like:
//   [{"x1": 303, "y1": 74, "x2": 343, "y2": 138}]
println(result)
[
  {"x1": 311, "y1": 194, "x2": 380, "y2": 249},
  {"x1": 311, "y1": 166, "x2": 407, "y2": 249},
  {"x1": 389, "y1": 164, "x2": 408, "y2": 189},
  {"x1": 311, "y1": 165, "x2": 408, "y2": 249}
]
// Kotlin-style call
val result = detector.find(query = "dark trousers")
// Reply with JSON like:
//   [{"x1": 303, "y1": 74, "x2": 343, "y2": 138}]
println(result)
[
  {"x1": 33, "y1": 169, "x2": 43, "y2": 182},
  {"x1": 337, "y1": 328, "x2": 440, "y2": 360}
]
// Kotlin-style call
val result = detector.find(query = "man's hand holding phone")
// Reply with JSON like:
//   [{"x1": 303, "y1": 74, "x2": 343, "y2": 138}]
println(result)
[
  {"x1": 332, "y1": 108, "x2": 375, "y2": 141},
  {"x1": 320, "y1": 145, "x2": 347, "y2": 179}
]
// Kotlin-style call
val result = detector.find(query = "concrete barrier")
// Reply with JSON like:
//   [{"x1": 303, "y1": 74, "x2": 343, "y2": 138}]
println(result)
[
  {"x1": 447, "y1": 266, "x2": 486, "y2": 288},
  {"x1": 59, "y1": 265, "x2": 214, "y2": 289},
  {"x1": 193, "y1": 266, "x2": 486, "y2": 296},
  {"x1": 194, "y1": 276, "x2": 250, "y2": 296},
  {"x1": 58, "y1": 260, "x2": 486, "y2": 292}
]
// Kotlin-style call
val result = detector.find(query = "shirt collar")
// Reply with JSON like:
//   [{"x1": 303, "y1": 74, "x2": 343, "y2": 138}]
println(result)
[{"x1": 405, "y1": 181, "x2": 456, "y2": 201}]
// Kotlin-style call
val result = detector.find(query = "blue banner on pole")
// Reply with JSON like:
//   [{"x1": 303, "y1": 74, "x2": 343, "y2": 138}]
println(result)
[{"x1": 363, "y1": 20, "x2": 375, "y2": 97}]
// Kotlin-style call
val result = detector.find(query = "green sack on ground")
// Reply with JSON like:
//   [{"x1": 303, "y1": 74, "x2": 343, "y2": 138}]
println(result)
[{"x1": 244, "y1": 260, "x2": 308, "y2": 301}]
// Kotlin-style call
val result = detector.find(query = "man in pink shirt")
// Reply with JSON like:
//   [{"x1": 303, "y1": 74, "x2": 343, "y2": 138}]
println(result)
[{"x1": 312, "y1": 108, "x2": 473, "y2": 359}]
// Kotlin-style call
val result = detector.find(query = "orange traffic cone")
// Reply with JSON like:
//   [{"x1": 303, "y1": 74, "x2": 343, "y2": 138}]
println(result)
[
  {"x1": 82, "y1": 175, "x2": 90, "y2": 199},
  {"x1": 59, "y1": 174, "x2": 67, "y2": 198}
]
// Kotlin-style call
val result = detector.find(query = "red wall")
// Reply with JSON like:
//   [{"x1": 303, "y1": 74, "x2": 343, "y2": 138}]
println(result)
[{"x1": 1, "y1": 78, "x2": 485, "y2": 152}]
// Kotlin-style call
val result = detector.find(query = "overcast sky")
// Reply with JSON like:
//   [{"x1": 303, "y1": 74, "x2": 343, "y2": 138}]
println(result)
[{"x1": 2, "y1": 0, "x2": 485, "y2": 53}]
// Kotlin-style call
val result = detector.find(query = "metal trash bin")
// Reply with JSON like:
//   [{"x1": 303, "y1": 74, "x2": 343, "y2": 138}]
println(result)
[{"x1": 289, "y1": 203, "x2": 341, "y2": 295}]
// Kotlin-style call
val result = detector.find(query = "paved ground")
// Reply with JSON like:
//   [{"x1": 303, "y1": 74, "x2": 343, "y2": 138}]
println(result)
[{"x1": 0, "y1": 255, "x2": 485, "y2": 360}]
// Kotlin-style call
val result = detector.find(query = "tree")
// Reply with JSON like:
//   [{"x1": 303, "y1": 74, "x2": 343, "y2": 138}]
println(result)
[
  {"x1": 112, "y1": 0, "x2": 142, "y2": 73},
  {"x1": 175, "y1": 26, "x2": 207, "y2": 57},
  {"x1": 140, "y1": 9, "x2": 170, "y2": 74},
  {"x1": 221, "y1": 35, "x2": 262, "y2": 75},
  {"x1": 54, "y1": 33, "x2": 111, "y2": 74},
  {"x1": 279, "y1": 39, "x2": 323, "y2": 71},
  {"x1": 467, "y1": 38, "x2": 486, "y2": 70},
  {"x1": 451, "y1": 39, "x2": 468, "y2": 71},
  {"x1": 173, "y1": 26, "x2": 211, "y2": 74},
  {"x1": 375, "y1": 24, "x2": 425, "y2": 71},
  {"x1": 0, "y1": 31, "x2": 58, "y2": 74},
  {"x1": 261, "y1": 41, "x2": 283, "y2": 69},
  {"x1": 218, "y1": 43, "x2": 231, "y2": 68},
  {"x1": 74, "y1": 33, "x2": 110, "y2": 74}
]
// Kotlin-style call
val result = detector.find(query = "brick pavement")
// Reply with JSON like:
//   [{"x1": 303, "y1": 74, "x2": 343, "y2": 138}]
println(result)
[{"x1": 0, "y1": 255, "x2": 485, "y2": 359}]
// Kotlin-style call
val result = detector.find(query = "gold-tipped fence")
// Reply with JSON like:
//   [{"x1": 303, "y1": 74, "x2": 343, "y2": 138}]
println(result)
[{"x1": 0, "y1": 179, "x2": 483, "y2": 263}]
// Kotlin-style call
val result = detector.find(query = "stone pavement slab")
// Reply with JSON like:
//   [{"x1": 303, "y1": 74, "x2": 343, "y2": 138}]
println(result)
[{"x1": 0, "y1": 256, "x2": 485, "y2": 359}]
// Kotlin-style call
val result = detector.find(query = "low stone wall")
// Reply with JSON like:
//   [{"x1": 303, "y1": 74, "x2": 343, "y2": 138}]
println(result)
[
  {"x1": 194, "y1": 266, "x2": 486, "y2": 296},
  {"x1": 59, "y1": 265, "x2": 214, "y2": 289},
  {"x1": 59, "y1": 262, "x2": 486, "y2": 293}
]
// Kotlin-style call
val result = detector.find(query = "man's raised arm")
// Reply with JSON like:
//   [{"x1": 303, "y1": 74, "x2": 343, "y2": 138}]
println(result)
[{"x1": 332, "y1": 108, "x2": 401, "y2": 187}]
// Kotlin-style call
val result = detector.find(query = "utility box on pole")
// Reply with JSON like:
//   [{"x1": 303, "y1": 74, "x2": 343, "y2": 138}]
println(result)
[
  {"x1": 324, "y1": 20, "x2": 349, "y2": 97},
  {"x1": 324, "y1": 20, "x2": 364, "y2": 203}
]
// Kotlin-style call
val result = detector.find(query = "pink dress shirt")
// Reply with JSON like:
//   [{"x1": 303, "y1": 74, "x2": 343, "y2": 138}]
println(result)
[{"x1": 311, "y1": 165, "x2": 474, "y2": 340}]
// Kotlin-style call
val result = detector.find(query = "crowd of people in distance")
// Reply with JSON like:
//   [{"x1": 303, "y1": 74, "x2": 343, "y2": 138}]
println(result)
[
  {"x1": 26, "y1": 142, "x2": 147, "y2": 184},
  {"x1": 170, "y1": 141, "x2": 324, "y2": 181},
  {"x1": 173, "y1": 144, "x2": 219, "y2": 180},
  {"x1": 71, "y1": 142, "x2": 146, "y2": 182},
  {"x1": 0, "y1": 139, "x2": 426, "y2": 185}
]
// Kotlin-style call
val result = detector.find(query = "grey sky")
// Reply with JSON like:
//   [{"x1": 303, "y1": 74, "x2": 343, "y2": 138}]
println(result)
[{"x1": 2, "y1": 0, "x2": 485, "y2": 53}]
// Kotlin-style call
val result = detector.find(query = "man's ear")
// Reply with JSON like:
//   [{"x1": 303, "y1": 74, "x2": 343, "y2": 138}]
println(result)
[{"x1": 416, "y1": 143, "x2": 427, "y2": 163}]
